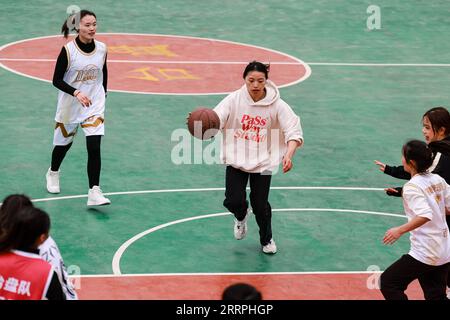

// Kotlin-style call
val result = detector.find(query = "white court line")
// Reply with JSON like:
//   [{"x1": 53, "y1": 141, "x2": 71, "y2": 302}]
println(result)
[
  {"x1": 70, "y1": 270, "x2": 382, "y2": 278},
  {"x1": 0, "y1": 186, "x2": 395, "y2": 276},
  {"x1": 1, "y1": 58, "x2": 450, "y2": 67},
  {"x1": 0, "y1": 58, "x2": 298, "y2": 64},
  {"x1": 29, "y1": 186, "x2": 385, "y2": 203},
  {"x1": 10, "y1": 187, "x2": 396, "y2": 278},
  {"x1": 111, "y1": 208, "x2": 405, "y2": 275},
  {"x1": 308, "y1": 62, "x2": 450, "y2": 67}
]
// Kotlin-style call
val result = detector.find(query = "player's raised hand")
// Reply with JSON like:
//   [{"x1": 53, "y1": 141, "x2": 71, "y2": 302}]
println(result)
[{"x1": 374, "y1": 160, "x2": 386, "y2": 172}]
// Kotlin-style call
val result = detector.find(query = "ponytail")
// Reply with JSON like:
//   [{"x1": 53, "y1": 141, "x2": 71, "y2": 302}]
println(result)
[
  {"x1": 61, "y1": 18, "x2": 72, "y2": 38},
  {"x1": 402, "y1": 140, "x2": 434, "y2": 174}
]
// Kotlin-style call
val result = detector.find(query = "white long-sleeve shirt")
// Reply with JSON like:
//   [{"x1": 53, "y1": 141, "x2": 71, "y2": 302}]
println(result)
[{"x1": 214, "y1": 80, "x2": 303, "y2": 173}]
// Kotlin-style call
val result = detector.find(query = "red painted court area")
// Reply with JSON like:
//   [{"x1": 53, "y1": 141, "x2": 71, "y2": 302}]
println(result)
[
  {"x1": 73, "y1": 274, "x2": 423, "y2": 300},
  {"x1": 0, "y1": 33, "x2": 310, "y2": 94}
]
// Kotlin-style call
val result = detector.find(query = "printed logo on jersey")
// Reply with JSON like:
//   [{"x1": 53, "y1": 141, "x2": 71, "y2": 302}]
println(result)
[
  {"x1": 74, "y1": 64, "x2": 100, "y2": 84},
  {"x1": 234, "y1": 114, "x2": 269, "y2": 143}
]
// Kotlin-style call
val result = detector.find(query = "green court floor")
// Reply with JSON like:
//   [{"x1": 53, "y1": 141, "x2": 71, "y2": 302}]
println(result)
[{"x1": 1, "y1": 0, "x2": 450, "y2": 277}]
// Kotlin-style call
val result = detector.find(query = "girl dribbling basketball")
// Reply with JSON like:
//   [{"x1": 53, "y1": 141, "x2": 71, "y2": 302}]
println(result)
[{"x1": 214, "y1": 61, "x2": 304, "y2": 254}]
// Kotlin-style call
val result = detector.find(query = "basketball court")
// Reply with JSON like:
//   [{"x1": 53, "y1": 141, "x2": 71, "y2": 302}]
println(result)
[{"x1": 1, "y1": 0, "x2": 450, "y2": 300}]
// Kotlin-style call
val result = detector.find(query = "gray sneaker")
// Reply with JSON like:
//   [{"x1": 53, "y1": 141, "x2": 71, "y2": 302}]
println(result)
[
  {"x1": 87, "y1": 186, "x2": 111, "y2": 206},
  {"x1": 262, "y1": 239, "x2": 277, "y2": 254},
  {"x1": 233, "y1": 209, "x2": 249, "y2": 240}
]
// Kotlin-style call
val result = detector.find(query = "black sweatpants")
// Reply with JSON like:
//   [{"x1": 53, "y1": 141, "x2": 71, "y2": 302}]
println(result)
[
  {"x1": 51, "y1": 135, "x2": 102, "y2": 188},
  {"x1": 223, "y1": 166, "x2": 272, "y2": 246},
  {"x1": 380, "y1": 254, "x2": 450, "y2": 300}
]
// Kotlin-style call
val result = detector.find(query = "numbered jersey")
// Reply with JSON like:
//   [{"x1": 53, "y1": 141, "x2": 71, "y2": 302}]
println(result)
[{"x1": 55, "y1": 39, "x2": 107, "y2": 124}]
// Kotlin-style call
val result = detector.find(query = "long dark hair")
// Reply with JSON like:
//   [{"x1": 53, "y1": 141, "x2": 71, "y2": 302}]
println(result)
[
  {"x1": 61, "y1": 9, "x2": 97, "y2": 38},
  {"x1": 402, "y1": 140, "x2": 433, "y2": 174},
  {"x1": 0, "y1": 206, "x2": 50, "y2": 253},
  {"x1": 0, "y1": 194, "x2": 33, "y2": 237},
  {"x1": 243, "y1": 61, "x2": 270, "y2": 79},
  {"x1": 423, "y1": 107, "x2": 450, "y2": 156}
]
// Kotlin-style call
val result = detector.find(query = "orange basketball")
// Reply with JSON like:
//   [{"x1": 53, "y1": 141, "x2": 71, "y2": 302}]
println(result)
[{"x1": 187, "y1": 107, "x2": 220, "y2": 140}]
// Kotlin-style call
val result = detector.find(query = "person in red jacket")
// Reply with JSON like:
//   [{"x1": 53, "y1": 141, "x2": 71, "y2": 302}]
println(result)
[
  {"x1": 0, "y1": 194, "x2": 77, "y2": 299},
  {"x1": 0, "y1": 206, "x2": 64, "y2": 300}
]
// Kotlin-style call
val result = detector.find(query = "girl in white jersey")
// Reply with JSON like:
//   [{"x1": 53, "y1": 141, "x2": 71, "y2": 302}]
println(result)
[
  {"x1": 45, "y1": 10, "x2": 110, "y2": 206},
  {"x1": 213, "y1": 61, "x2": 303, "y2": 254},
  {"x1": 380, "y1": 140, "x2": 450, "y2": 300}
]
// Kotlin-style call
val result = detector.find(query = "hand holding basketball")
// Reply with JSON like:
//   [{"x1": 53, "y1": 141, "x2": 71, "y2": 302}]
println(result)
[{"x1": 186, "y1": 107, "x2": 220, "y2": 140}]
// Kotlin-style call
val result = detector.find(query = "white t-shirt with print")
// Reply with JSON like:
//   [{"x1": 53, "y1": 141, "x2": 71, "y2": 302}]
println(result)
[{"x1": 403, "y1": 173, "x2": 450, "y2": 266}]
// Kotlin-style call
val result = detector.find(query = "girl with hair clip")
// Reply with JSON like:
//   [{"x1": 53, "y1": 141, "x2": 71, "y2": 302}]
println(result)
[
  {"x1": 0, "y1": 206, "x2": 65, "y2": 300},
  {"x1": 0, "y1": 194, "x2": 78, "y2": 300},
  {"x1": 45, "y1": 9, "x2": 110, "y2": 206},
  {"x1": 380, "y1": 140, "x2": 450, "y2": 300},
  {"x1": 213, "y1": 61, "x2": 303, "y2": 254},
  {"x1": 375, "y1": 106, "x2": 450, "y2": 293}
]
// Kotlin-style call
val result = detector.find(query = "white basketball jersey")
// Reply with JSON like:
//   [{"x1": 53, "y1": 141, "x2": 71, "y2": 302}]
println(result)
[
  {"x1": 55, "y1": 39, "x2": 107, "y2": 124},
  {"x1": 403, "y1": 173, "x2": 450, "y2": 266},
  {"x1": 39, "y1": 237, "x2": 78, "y2": 300}
]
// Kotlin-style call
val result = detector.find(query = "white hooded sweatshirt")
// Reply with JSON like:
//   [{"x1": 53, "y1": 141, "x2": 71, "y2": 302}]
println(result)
[{"x1": 214, "y1": 80, "x2": 303, "y2": 173}]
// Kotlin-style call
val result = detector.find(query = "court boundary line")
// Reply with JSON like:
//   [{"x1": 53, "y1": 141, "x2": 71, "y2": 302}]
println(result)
[
  {"x1": 2, "y1": 58, "x2": 449, "y2": 67},
  {"x1": 309, "y1": 62, "x2": 450, "y2": 67},
  {"x1": 27, "y1": 186, "x2": 386, "y2": 203},
  {"x1": 70, "y1": 270, "x2": 382, "y2": 278},
  {"x1": 112, "y1": 208, "x2": 405, "y2": 275}
]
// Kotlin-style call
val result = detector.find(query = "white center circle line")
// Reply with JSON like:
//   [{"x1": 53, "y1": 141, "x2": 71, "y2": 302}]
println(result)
[{"x1": 111, "y1": 208, "x2": 406, "y2": 275}]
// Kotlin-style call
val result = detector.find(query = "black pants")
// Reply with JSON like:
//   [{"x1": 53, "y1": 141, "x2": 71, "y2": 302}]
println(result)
[
  {"x1": 380, "y1": 254, "x2": 450, "y2": 300},
  {"x1": 51, "y1": 135, "x2": 102, "y2": 188},
  {"x1": 223, "y1": 166, "x2": 272, "y2": 246}
]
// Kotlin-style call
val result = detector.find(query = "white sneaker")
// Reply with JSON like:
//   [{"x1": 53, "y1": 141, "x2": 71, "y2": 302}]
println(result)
[
  {"x1": 447, "y1": 286, "x2": 450, "y2": 299},
  {"x1": 87, "y1": 186, "x2": 111, "y2": 206},
  {"x1": 234, "y1": 209, "x2": 249, "y2": 240},
  {"x1": 262, "y1": 239, "x2": 277, "y2": 254},
  {"x1": 46, "y1": 168, "x2": 60, "y2": 194}
]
